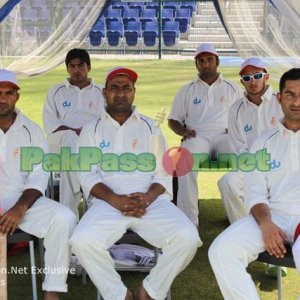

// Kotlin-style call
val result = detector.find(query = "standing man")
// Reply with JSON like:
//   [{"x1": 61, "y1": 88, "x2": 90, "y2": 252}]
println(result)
[
  {"x1": 209, "y1": 68, "x2": 300, "y2": 299},
  {"x1": 0, "y1": 69, "x2": 77, "y2": 300},
  {"x1": 69, "y1": 67, "x2": 201, "y2": 300},
  {"x1": 168, "y1": 43, "x2": 243, "y2": 226},
  {"x1": 218, "y1": 57, "x2": 283, "y2": 224},
  {"x1": 43, "y1": 48, "x2": 105, "y2": 217}
]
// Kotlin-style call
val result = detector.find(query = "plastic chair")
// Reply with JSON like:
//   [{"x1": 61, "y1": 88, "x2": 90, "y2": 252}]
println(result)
[
  {"x1": 257, "y1": 245, "x2": 295, "y2": 300},
  {"x1": 7, "y1": 230, "x2": 38, "y2": 300}
]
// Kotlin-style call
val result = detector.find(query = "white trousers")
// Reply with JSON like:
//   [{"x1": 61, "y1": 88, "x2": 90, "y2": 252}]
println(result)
[
  {"x1": 17, "y1": 196, "x2": 77, "y2": 292},
  {"x1": 177, "y1": 133, "x2": 230, "y2": 226},
  {"x1": 217, "y1": 172, "x2": 247, "y2": 224},
  {"x1": 208, "y1": 213, "x2": 300, "y2": 300},
  {"x1": 47, "y1": 131, "x2": 82, "y2": 218},
  {"x1": 69, "y1": 198, "x2": 202, "y2": 300}
]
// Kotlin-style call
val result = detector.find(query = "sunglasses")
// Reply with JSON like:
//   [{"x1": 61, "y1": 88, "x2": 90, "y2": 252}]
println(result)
[{"x1": 241, "y1": 72, "x2": 266, "y2": 82}]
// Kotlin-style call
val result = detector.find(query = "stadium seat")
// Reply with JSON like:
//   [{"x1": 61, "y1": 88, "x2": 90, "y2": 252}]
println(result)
[
  {"x1": 175, "y1": 8, "x2": 191, "y2": 19},
  {"x1": 126, "y1": 21, "x2": 142, "y2": 37},
  {"x1": 143, "y1": 21, "x2": 159, "y2": 47},
  {"x1": 164, "y1": 21, "x2": 180, "y2": 37},
  {"x1": 162, "y1": 8, "x2": 174, "y2": 19},
  {"x1": 180, "y1": 2, "x2": 196, "y2": 17},
  {"x1": 106, "y1": 31, "x2": 123, "y2": 47},
  {"x1": 107, "y1": 20, "x2": 124, "y2": 36},
  {"x1": 145, "y1": 3, "x2": 159, "y2": 16},
  {"x1": 140, "y1": 18, "x2": 153, "y2": 31},
  {"x1": 105, "y1": 17, "x2": 122, "y2": 28},
  {"x1": 112, "y1": 3, "x2": 128, "y2": 17},
  {"x1": 162, "y1": 31, "x2": 177, "y2": 47},
  {"x1": 89, "y1": 30, "x2": 105, "y2": 46},
  {"x1": 124, "y1": 20, "x2": 142, "y2": 47},
  {"x1": 174, "y1": 17, "x2": 189, "y2": 33},
  {"x1": 128, "y1": 3, "x2": 144, "y2": 17},
  {"x1": 140, "y1": 8, "x2": 157, "y2": 19},
  {"x1": 106, "y1": 7, "x2": 122, "y2": 18}
]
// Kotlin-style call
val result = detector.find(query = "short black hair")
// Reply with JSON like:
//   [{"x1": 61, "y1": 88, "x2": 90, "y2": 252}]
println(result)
[
  {"x1": 279, "y1": 68, "x2": 300, "y2": 93},
  {"x1": 65, "y1": 48, "x2": 91, "y2": 67}
]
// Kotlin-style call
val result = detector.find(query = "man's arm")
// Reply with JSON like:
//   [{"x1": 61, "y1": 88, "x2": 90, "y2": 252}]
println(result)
[
  {"x1": 53, "y1": 125, "x2": 82, "y2": 136},
  {"x1": 168, "y1": 119, "x2": 196, "y2": 141},
  {"x1": 251, "y1": 203, "x2": 288, "y2": 258},
  {"x1": 0, "y1": 189, "x2": 42, "y2": 235}
]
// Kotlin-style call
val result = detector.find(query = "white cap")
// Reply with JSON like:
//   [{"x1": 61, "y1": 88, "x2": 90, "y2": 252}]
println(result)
[
  {"x1": 239, "y1": 57, "x2": 267, "y2": 75},
  {"x1": 194, "y1": 43, "x2": 218, "y2": 59},
  {"x1": 0, "y1": 69, "x2": 20, "y2": 89}
]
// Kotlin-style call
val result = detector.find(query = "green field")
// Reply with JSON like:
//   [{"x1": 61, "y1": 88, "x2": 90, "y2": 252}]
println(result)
[{"x1": 8, "y1": 59, "x2": 299, "y2": 299}]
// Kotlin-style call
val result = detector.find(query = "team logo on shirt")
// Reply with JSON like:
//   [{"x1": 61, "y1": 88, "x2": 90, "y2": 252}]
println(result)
[
  {"x1": 131, "y1": 138, "x2": 138, "y2": 150},
  {"x1": 268, "y1": 159, "x2": 281, "y2": 170},
  {"x1": 193, "y1": 98, "x2": 201, "y2": 105},
  {"x1": 244, "y1": 124, "x2": 253, "y2": 133},
  {"x1": 13, "y1": 147, "x2": 20, "y2": 158},
  {"x1": 271, "y1": 116, "x2": 277, "y2": 126},
  {"x1": 99, "y1": 139, "x2": 111, "y2": 149},
  {"x1": 62, "y1": 100, "x2": 71, "y2": 108}
]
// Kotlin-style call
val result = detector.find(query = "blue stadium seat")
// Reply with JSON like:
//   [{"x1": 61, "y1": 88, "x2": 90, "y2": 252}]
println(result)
[
  {"x1": 106, "y1": 31, "x2": 123, "y2": 47},
  {"x1": 124, "y1": 31, "x2": 139, "y2": 47},
  {"x1": 112, "y1": 3, "x2": 128, "y2": 17},
  {"x1": 140, "y1": 18, "x2": 153, "y2": 31},
  {"x1": 164, "y1": 21, "x2": 180, "y2": 37},
  {"x1": 162, "y1": 8, "x2": 174, "y2": 19},
  {"x1": 162, "y1": 30, "x2": 177, "y2": 47},
  {"x1": 143, "y1": 21, "x2": 159, "y2": 47},
  {"x1": 123, "y1": 17, "x2": 138, "y2": 30},
  {"x1": 89, "y1": 30, "x2": 105, "y2": 46},
  {"x1": 105, "y1": 17, "x2": 122, "y2": 28},
  {"x1": 140, "y1": 8, "x2": 157, "y2": 19},
  {"x1": 126, "y1": 21, "x2": 142, "y2": 36},
  {"x1": 106, "y1": 7, "x2": 122, "y2": 18},
  {"x1": 176, "y1": 8, "x2": 191, "y2": 19},
  {"x1": 145, "y1": 3, "x2": 159, "y2": 16},
  {"x1": 128, "y1": 3, "x2": 144, "y2": 17},
  {"x1": 180, "y1": 2, "x2": 196, "y2": 17},
  {"x1": 174, "y1": 17, "x2": 189, "y2": 33},
  {"x1": 107, "y1": 20, "x2": 124, "y2": 36},
  {"x1": 123, "y1": 8, "x2": 140, "y2": 19}
]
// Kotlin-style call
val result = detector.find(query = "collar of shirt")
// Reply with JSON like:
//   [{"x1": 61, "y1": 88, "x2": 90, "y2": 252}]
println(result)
[
  {"x1": 101, "y1": 106, "x2": 141, "y2": 124},
  {"x1": 277, "y1": 119, "x2": 300, "y2": 137},
  {"x1": 242, "y1": 85, "x2": 274, "y2": 105},
  {"x1": 194, "y1": 73, "x2": 223, "y2": 86},
  {"x1": 64, "y1": 78, "x2": 94, "y2": 89},
  {"x1": 6, "y1": 109, "x2": 29, "y2": 132}
]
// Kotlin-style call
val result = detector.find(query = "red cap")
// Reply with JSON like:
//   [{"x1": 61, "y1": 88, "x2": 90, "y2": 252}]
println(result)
[{"x1": 106, "y1": 67, "x2": 138, "y2": 83}]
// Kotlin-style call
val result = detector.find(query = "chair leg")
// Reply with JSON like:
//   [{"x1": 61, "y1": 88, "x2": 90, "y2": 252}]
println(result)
[
  {"x1": 277, "y1": 266, "x2": 282, "y2": 300},
  {"x1": 29, "y1": 240, "x2": 38, "y2": 300}
]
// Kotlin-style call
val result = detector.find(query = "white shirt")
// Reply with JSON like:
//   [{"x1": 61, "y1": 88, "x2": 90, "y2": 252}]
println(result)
[
  {"x1": 168, "y1": 74, "x2": 243, "y2": 136},
  {"x1": 0, "y1": 110, "x2": 49, "y2": 210},
  {"x1": 77, "y1": 108, "x2": 172, "y2": 201},
  {"x1": 228, "y1": 86, "x2": 283, "y2": 154},
  {"x1": 43, "y1": 79, "x2": 105, "y2": 135},
  {"x1": 245, "y1": 122, "x2": 300, "y2": 215}
]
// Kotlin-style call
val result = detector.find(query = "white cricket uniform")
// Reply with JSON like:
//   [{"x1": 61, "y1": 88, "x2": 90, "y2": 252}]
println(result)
[
  {"x1": 43, "y1": 79, "x2": 105, "y2": 217},
  {"x1": 209, "y1": 122, "x2": 300, "y2": 299},
  {"x1": 69, "y1": 108, "x2": 202, "y2": 300},
  {"x1": 0, "y1": 110, "x2": 77, "y2": 292},
  {"x1": 218, "y1": 86, "x2": 283, "y2": 223},
  {"x1": 168, "y1": 74, "x2": 243, "y2": 226}
]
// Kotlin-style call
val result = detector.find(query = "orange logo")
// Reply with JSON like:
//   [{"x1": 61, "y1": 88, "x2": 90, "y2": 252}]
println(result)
[
  {"x1": 131, "y1": 138, "x2": 138, "y2": 150},
  {"x1": 271, "y1": 117, "x2": 277, "y2": 126},
  {"x1": 13, "y1": 147, "x2": 20, "y2": 158}
]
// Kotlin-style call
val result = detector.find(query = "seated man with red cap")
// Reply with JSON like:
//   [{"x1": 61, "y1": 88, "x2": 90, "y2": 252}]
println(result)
[
  {"x1": 0, "y1": 69, "x2": 77, "y2": 300},
  {"x1": 69, "y1": 66, "x2": 202, "y2": 300}
]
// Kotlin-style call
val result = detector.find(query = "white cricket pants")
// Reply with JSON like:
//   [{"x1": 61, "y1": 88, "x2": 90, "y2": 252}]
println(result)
[
  {"x1": 47, "y1": 130, "x2": 82, "y2": 218},
  {"x1": 208, "y1": 213, "x2": 300, "y2": 300},
  {"x1": 17, "y1": 196, "x2": 77, "y2": 292},
  {"x1": 69, "y1": 198, "x2": 202, "y2": 300},
  {"x1": 217, "y1": 172, "x2": 248, "y2": 223},
  {"x1": 178, "y1": 133, "x2": 230, "y2": 226}
]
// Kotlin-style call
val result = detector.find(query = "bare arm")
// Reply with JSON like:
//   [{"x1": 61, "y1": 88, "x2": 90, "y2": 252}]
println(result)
[
  {"x1": 0, "y1": 189, "x2": 42, "y2": 235},
  {"x1": 168, "y1": 119, "x2": 196, "y2": 141},
  {"x1": 251, "y1": 203, "x2": 288, "y2": 258}
]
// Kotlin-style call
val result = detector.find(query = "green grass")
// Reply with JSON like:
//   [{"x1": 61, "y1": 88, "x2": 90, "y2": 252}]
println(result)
[{"x1": 9, "y1": 59, "x2": 300, "y2": 299}]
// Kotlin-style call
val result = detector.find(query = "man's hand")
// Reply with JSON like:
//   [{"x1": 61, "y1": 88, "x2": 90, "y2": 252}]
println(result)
[
  {"x1": 110, "y1": 194, "x2": 149, "y2": 218},
  {"x1": 182, "y1": 129, "x2": 196, "y2": 141},
  {"x1": 260, "y1": 220, "x2": 288, "y2": 258},
  {"x1": 0, "y1": 206, "x2": 26, "y2": 235}
]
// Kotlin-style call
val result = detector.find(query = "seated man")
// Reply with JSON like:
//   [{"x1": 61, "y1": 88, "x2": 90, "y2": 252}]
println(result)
[
  {"x1": 168, "y1": 43, "x2": 243, "y2": 227},
  {"x1": 218, "y1": 57, "x2": 283, "y2": 224},
  {"x1": 209, "y1": 68, "x2": 300, "y2": 299},
  {"x1": 0, "y1": 69, "x2": 77, "y2": 300},
  {"x1": 43, "y1": 48, "x2": 105, "y2": 217},
  {"x1": 69, "y1": 67, "x2": 201, "y2": 300}
]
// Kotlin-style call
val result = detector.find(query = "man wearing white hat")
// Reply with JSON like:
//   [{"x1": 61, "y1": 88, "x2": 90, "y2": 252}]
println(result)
[
  {"x1": 218, "y1": 57, "x2": 283, "y2": 224},
  {"x1": 168, "y1": 43, "x2": 243, "y2": 226},
  {"x1": 43, "y1": 48, "x2": 105, "y2": 218},
  {"x1": 0, "y1": 69, "x2": 77, "y2": 300},
  {"x1": 69, "y1": 67, "x2": 201, "y2": 300}
]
